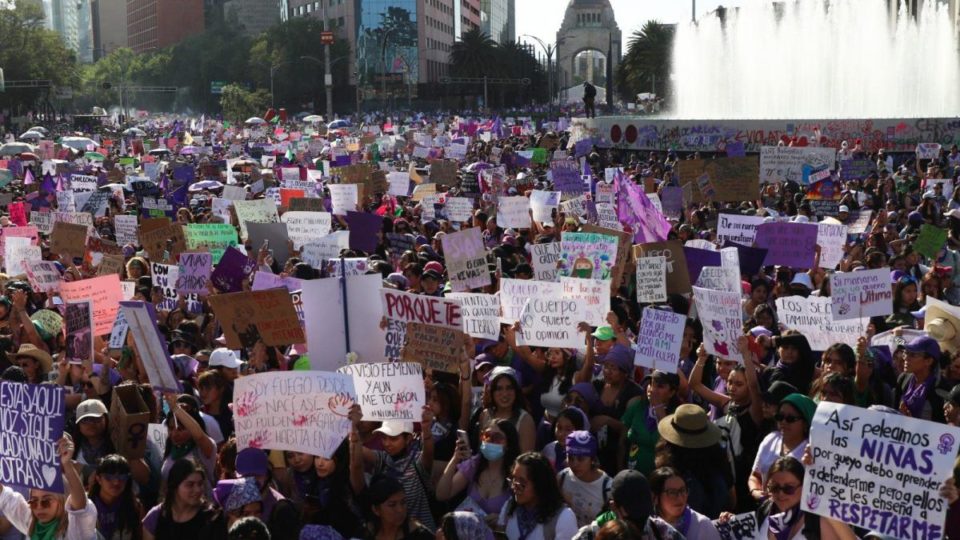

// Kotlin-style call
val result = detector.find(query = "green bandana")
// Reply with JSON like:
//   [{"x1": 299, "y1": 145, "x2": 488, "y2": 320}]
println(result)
[{"x1": 31, "y1": 518, "x2": 59, "y2": 540}]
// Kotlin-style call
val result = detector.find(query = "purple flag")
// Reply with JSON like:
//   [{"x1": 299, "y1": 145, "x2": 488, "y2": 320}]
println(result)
[
  {"x1": 345, "y1": 211, "x2": 383, "y2": 253},
  {"x1": 40, "y1": 173, "x2": 56, "y2": 193},
  {"x1": 615, "y1": 170, "x2": 670, "y2": 244},
  {"x1": 23, "y1": 168, "x2": 34, "y2": 185}
]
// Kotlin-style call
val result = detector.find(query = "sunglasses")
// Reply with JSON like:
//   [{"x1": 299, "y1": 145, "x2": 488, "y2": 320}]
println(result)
[
  {"x1": 662, "y1": 487, "x2": 688, "y2": 498},
  {"x1": 100, "y1": 473, "x2": 129, "y2": 483},
  {"x1": 775, "y1": 414, "x2": 802, "y2": 424},
  {"x1": 767, "y1": 483, "x2": 800, "y2": 495},
  {"x1": 27, "y1": 497, "x2": 56, "y2": 509},
  {"x1": 480, "y1": 431, "x2": 505, "y2": 444}
]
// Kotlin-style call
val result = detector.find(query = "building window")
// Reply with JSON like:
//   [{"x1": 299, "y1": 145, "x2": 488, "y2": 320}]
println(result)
[{"x1": 338, "y1": 16, "x2": 343, "y2": 26}]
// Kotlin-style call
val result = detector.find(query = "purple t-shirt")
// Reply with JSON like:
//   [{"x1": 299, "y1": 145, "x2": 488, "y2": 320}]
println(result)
[{"x1": 457, "y1": 455, "x2": 511, "y2": 515}]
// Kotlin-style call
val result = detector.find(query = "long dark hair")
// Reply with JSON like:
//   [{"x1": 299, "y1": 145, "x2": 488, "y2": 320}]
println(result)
[
  {"x1": 537, "y1": 348, "x2": 577, "y2": 397},
  {"x1": 483, "y1": 372, "x2": 527, "y2": 416},
  {"x1": 364, "y1": 474, "x2": 419, "y2": 535},
  {"x1": 89, "y1": 454, "x2": 143, "y2": 540},
  {"x1": 162, "y1": 459, "x2": 209, "y2": 516},
  {"x1": 163, "y1": 395, "x2": 209, "y2": 458},
  {"x1": 475, "y1": 419, "x2": 520, "y2": 489},
  {"x1": 654, "y1": 440, "x2": 734, "y2": 488},
  {"x1": 505, "y1": 452, "x2": 565, "y2": 523}
]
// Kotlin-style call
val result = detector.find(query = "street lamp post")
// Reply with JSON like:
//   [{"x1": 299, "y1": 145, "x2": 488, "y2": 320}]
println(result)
[{"x1": 521, "y1": 34, "x2": 559, "y2": 116}]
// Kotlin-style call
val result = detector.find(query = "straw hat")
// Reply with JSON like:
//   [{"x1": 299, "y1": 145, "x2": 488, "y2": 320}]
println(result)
[
  {"x1": 923, "y1": 297, "x2": 960, "y2": 356},
  {"x1": 14, "y1": 344, "x2": 52, "y2": 373},
  {"x1": 658, "y1": 404, "x2": 721, "y2": 449}
]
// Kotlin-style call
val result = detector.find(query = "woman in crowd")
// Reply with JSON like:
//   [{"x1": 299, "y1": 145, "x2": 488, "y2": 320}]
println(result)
[
  {"x1": 476, "y1": 367, "x2": 536, "y2": 453},
  {"x1": 363, "y1": 475, "x2": 433, "y2": 540},
  {"x1": 142, "y1": 459, "x2": 226, "y2": 539},
  {"x1": 649, "y1": 467, "x2": 721, "y2": 539},
  {"x1": 498, "y1": 452, "x2": 577, "y2": 540},
  {"x1": 89, "y1": 454, "x2": 144, "y2": 540},
  {"x1": 748, "y1": 393, "x2": 815, "y2": 504}
]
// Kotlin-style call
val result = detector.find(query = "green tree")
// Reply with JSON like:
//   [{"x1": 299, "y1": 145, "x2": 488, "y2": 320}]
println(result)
[
  {"x1": 493, "y1": 40, "x2": 546, "y2": 107},
  {"x1": 219, "y1": 83, "x2": 270, "y2": 124},
  {"x1": 248, "y1": 17, "x2": 332, "y2": 110},
  {"x1": 0, "y1": 0, "x2": 80, "y2": 111},
  {"x1": 449, "y1": 28, "x2": 498, "y2": 79},
  {"x1": 616, "y1": 20, "x2": 674, "y2": 101}
]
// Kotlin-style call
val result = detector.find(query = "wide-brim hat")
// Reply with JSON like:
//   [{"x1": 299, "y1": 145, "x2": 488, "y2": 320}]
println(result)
[
  {"x1": 15, "y1": 343, "x2": 52, "y2": 373},
  {"x1": 658, "y1": 403, "x2": 721, "y2": 449},
  {"x1": 923, "y1": 297, "x2": 960, "y2": 357}
]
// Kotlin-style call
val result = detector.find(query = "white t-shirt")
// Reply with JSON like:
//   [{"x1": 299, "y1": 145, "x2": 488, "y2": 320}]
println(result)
[
  {"x1": 558, "y1": 469, "x2": 611, "y2": 527},
  {"x1": 499, "y1": 505, "x2": 578, "y2": 540},
  {"x1": 751, "y1": 431, "x2": 808, "y2": 485},
  {"x1": 200, "y1": 411, "x2": 224, "y2": 444}
]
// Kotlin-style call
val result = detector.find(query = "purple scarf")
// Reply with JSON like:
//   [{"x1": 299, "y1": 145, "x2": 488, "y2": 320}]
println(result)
[
  {"x1": 675, "y1": 506, "x2": 693, "y2": 537},
  {"x1": 768, "y1": 506, "x2": 803, "y2": 540},
  {"x1": 901, "y1": 373, "x2": 935, "y2": 418},
  {"x1": 515, "y1": 505, "x2": 538, "y2": 540}
]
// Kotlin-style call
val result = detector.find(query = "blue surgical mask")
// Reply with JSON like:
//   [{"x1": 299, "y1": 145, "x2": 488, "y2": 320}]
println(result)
[{"x1": 480, "y1": 442, "x2": 504, "y2": 461}]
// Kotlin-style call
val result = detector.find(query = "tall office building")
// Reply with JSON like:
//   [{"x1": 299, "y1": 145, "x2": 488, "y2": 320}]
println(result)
[
  {"x1": 455, "y1": 0, "x2": 480, "y2": 37},
  {"x1": 91, "y1": 0, "x2": 128, "y2": 60},
  {"x1": 223, "y1": 0, "x2": 280, "y2": 37},
  {"x1": 479, "y1": 0, "x2": 513, "y2": 44},
  {"x1": 44, "y1": 0, "x2": 95, "y2": 62},
  {"x1": 127, "y1": 0, "x2": 205, "y2": 53}
]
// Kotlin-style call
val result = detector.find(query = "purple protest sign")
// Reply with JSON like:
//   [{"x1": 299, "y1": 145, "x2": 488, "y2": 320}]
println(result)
[
  {"x1": 345, "y1": 211, "x2": 383, "y2": 253},
  {"x1": 551, "y1": 160, "x2": 585, "y2": 193},
  {"x1": 754, "y1": 222, "x2": 819, "y2": 269},
  {"x1": 725, "y1": 140, "x2": 746, "y2": 157},
  {"x1": 574, "y1": 139, "x2": 594, "y2": 158},
  {"x1": 172, "y1": 165, "x2": 194, "y2": 184},
  {"x1": 176, "y1": 252, "x2": 212, "y2": 295},
  {"x1": 211, "y1": 247, "x2": 257, "y2": 293},
  {"x1": 119, "y1": 302, "x2": 182, "y2": 392},
  {"x1": 721, "y1": 241, "x2": 770, "y2": 276},
  {"x1": 0, "y1": 381, "x2": 65, "y2": 492},
  {"x1": 683, "y1": 247, "x2": 722, "y2": 285},
  {"x1": 660, "y1": 186, "x2": 683, "y2": 217}
]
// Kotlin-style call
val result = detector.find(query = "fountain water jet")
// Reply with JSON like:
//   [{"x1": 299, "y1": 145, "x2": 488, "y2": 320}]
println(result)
[{"x1": 671, "y1": 0, "x2": 960, "y2": 119}]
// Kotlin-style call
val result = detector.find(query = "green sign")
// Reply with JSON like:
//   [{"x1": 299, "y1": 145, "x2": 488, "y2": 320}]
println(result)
[
  {"x1": 915, "y1": 224, "x2": 947, "y2": 259},
  {"x1": 210, "y1": 81, "x2": 227, "y2": 95},
  {"x1": 186, "y1": 223, "x2": 239, "y2": 263}
]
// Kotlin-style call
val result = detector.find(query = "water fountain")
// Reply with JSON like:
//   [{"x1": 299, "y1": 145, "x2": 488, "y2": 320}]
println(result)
[
  {"x1": 585, "y1": 0, "x2": 960, "y2": 153},
  {"x1": 672, "y1": 0, "x2": 960, "y2": 119}
]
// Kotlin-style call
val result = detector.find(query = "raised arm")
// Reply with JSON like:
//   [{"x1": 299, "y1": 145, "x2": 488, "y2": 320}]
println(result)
[
  {"x1": 688, "y1": 344, "x2": 731, "y2": 410},
  {"x1": 164, "y1": 393, "x2": 215, "y2": 459},
  {"x1": 575, "y1": 321, "x2": 595, "y2": 384}
]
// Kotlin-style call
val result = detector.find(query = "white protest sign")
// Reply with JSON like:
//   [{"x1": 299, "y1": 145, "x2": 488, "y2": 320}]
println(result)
[
  {"x1": 759, "y1": 146, "x2": 837, "y2": 183},
  {"x1": 328, "y1": 184, "x2": 358, "y2": 216},
  {"x1": 114, "y1": 214, "x2": 139, "y2": 246},
  {"x1": 222, "y1": 185, "x2": 247, "y2": 201},
  {"x1": 119, "y1": 302, "x2": 181, "y2": 392},
  {"x1": 636, "y1": 256, "x2": 667, "y2": 303},
  {"x1": 500, "y1": 278, "x2": 562, "y2": 324},
  {"x1": 692, "y1": 286, "x2": 743, "y2": 362},
  {"x1": 25, "y1": 260, "x2": 61, "y2": 293},
  {"x1": 232, "y1": 371, "x2": 357, "y2": 458},
  {"x1": 443, "y1": 197, "x2": 474, "y2": 222},
  {"x1": 517, "y1": 297, "x2": 585, "y2": 348},
  {"x1": 337, "y1": 362, "x2": 425, "y2": 421},
  {"x1": 818, "y1": 221, "x2": 849, "y2": 269},
  {"x1": 712, "y1": 512, "x2": 758, "y2": 540},
  {"x1": 802, "y1": 401, "x2": 960, "y2": 538},
  {"x1": 775, "y1": 296, "x2": 867, "y2": 350},
  {"x1": 4, "y1": 237, "x2": 37, "y2": 276},
  {"x1": 716, "y1": 214, "x2": 764, "y2": 246},
  {"x1": 696, "y1": 265, "x2": 741, "y2": 294},
  {"x1": 497, "y1": 196, "x2": 530, "y2": 229},
  {"x1": 441, "y1": 228, "x2": 490, "y2": 292},
  {"x1": 109, "y1": 309, "x2": 129, "y2": 350},
  {"x1": 530, "y1": 190, "x2": 560, "y2": 224},
  {"x1": 831, "y1": 269, "x2": 893, "y2": 320},
  {"x1": 447, "y1": 292, "x2": 501, "y2": 341},
  {"x1": 635, "y1": 307, "x2": 686, "y2": 372},
  {"x1": 560, "y1": 277, "x2": 610, "y2": 327},
  {"x1": 531, "y1": 242, "x2": 561, "y2": 281},
  {"x1": 847, "y1": 211, "x2": 873, "y2": 235},
  {"x1": 387, "y1": 171, "x2": 411, "y2": 197},
  {"x1": 281, "y1": 211, "x2": 332, "y2": 249},
  {"x1": 301, "y1": 274, "x2": 386, "y2": 371},
  {"x1": 234, "y1": 199, "x2": 280, "y2": 241},
  {"x1": 917, "y1": 142, "x2": 942, "y2": 160},
  {"x1": 595, "y1": 203, "x2": 619, "y2": 229},
  {"x1": 301, "y1": 231, "x2": 350, "y2": 267}
]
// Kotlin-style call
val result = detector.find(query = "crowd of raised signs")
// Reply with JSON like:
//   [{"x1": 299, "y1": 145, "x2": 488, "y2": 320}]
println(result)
[{"x1": 1, "y1": 114, "x2": 960, "y2": 540}]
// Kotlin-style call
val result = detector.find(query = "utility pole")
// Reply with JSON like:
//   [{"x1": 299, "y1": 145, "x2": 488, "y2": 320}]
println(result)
[
  {"x1": 321, "y1": 3, "x2": 334, "y2": 119},
  {"x1": 693, "y1": 0, "x2": 697, "y2": 23}
]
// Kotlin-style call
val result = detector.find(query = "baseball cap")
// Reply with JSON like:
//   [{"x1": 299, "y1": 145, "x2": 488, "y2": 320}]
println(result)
[
  {"x1": 374, "y1": 420, "x2": 415, "y2": 437},
  {"x1": 209, "y1": 348, "x2": 242, "y2": 369},
  {"x1": 565, "y1": 430, "x2": 598, "y2": 457},
  {"x1": 903, "y1": 335, "x2": 941, "y2": 363},
  {"x1": 76, "y1": 399, "x2": 108, "y2": 422},
  {"x1": 592, "y1": 326, "x2": 615, "y2": 341}
]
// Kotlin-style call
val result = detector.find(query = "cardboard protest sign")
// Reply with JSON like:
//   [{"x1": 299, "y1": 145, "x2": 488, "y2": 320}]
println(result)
[
  {"x1": 634, "y1": 241, "x2": 692, "y2": 295},
  {"x1": 109, "y1": 385, "x2": 150, "y2": 459},
  {"x1": 401, "y1": 322, "x2": 467, "y2": 373},
  {"x1": 140, "y1": 222, "x2": 186, "y2": 262},
  {"x1": 0, "y1": 382, "x2": 65, "y2": 492},
  {"x1": 26, "y1": 260, "x2": 62, "y2": 293},
  {"x1": 50, "y1": 221, "x2": 88, "y2": 261},
  {"x1": 59, "y1": 274, "x2": 122, "y2": 336},
  {"x1": 754, "y1": 222, "x2": 819, "y2": 268},
  {"x1": 635, "y1": 307, "x2": 686, "y2": 372},
  {"x1": 281, "y1": 211, "x2": 332, "y2": 249},
  {"x1": 120, "y1": 302, "x2": 181, "y2": 392},
  {"x1": 288, "y1": 197, "x2": 326, "y2": 212},
  {"x1": 176, "y1": 252, "x2": 212, "y2": 295},
  {"x1": 692, "y1": 286, "x2": 743, "y2": 361},
  {"x1": 496, "y1": 196, "x2": 530, "y2": 229},
  {"x1": 382, "y1": 288, "x2": 462, "y2": 360},
  {"x1": 559, "y1": 277, "x2": 610, "y2": 327},
  {"x1": 803, "y1": 401, "x2": 960, "y2": 538},
  {"x1": 531, "y1": 242, "x2": 561, "y2": 281},
  {"x1": 716, "y1": 214, "x2": 764, "y2": 246},
  {"x1": 675, "y1": 158, "x2": 761, "y2": 202},
  {"x1": 759, "y1": 146, "x2": 837, "y2": 184},
  {"x1": 185, "y1": 223, "x2": 238, "y2": 264},
  {"x1": 208, "y1": 289, "x2": 305, "y2": 349},
  {"x1": 775, "y1": 296, "x2": 867, "y2": 350},
  {"x1": 558, "y1": 232, "x2": 618, "y2": 280},
  {"x1": 429, "y1": 160, "x2": 458, "y2": 185},
  {"x1": 232, "y1": 371, "x2": 356, "y2": 458},
  {"x1": 446, "y1": 293, "x2": 501, "y2": 341},
  {"x1": 916, "y1": 224, "x2": 948, "y2": 258},
  {"x1": 234, "y1": 199, "x2": 280, "y2": 240},
  {"x1": 337, "y1": 362, "x2": 425, "y2": 421},
  {"x1": 636, "y1": 256, "x2": 667, "y2": 303},
  {"x1": 831, "y1": 269, "x2": 893, "y2": 320},
  {"x1": 64, "y1": 301, "x2": 93, "y2": 369},
  {"x1": 516, "y1": 297, "x2": 586, "y2": 348},
  {"x1": 300, "y1": 274, "x2": 386, "y2": 371},
  {"x1": 441, "y1": 228, "x2": 490, "y2": 291}
]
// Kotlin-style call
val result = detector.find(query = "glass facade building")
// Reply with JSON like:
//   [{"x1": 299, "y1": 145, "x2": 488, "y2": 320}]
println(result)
[
  {"x1": 355, "y1": 0, "x2": 420, "y2": 87},
  {"x1": 480, "y1": 0, "x2": 512, "y2": 44}
]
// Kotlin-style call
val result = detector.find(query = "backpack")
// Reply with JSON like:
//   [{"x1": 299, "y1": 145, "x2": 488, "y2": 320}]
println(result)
[{"x1": 558, "y1": 469, "x2": 613, "y2": 517}]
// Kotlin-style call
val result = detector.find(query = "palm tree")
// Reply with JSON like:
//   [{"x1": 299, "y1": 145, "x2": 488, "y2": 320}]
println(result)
[
  {"x1": 449, "y1": 28, "x2": 498, "y2": 79},
  {"x1": 616, "y1": 20, "x2": 675, "y2": 102}
]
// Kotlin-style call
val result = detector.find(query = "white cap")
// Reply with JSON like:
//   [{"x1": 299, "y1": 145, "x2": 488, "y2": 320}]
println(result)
[
  {"x1": 374, "y1": 420, "x2": 414, "y2": 437},
  {"x1": 838, "y1": 205, "x2": 850, "y2": 213},
  {"x1": 790, "y1": 273, "x2": 814, "y2": 290},
  {"x1": 792, "y1": 215, "x2": 810, "y2": 223},
  {"x1": 209, "y1": 348, "x2": 242, "y2": 369},
  {"x1": 76, "y1": 399, "x2": 108, "y2": 422}
]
